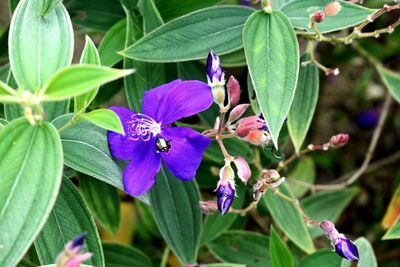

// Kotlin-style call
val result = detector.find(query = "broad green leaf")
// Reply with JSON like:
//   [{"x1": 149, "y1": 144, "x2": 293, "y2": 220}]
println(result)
[
  {"x1": 203, "y1": 264, "x2": 245, "y2": 267},
  {"x1": 9, "y1": 0, "x2": 73, "y2": 91},
  {"x1": 208, "y1": 231, "x2": 271, "y2": 267},
  {"x1": 52, "y1": 114, "x2": 123, "y2": 189},
  {"x1": 280, "y1": 0, "x2": 375, "y2": 33},
  {"x1": 340, "y1": 237, "x2": 376, "y2": 267},
  {"x1": 42, "y1": 65, "x2": 134, "y2": 100},
  {"x1": 149, "y1": 167, "x2": 202, "y2": 264},
  {"x1": 0, "y1": 118, "x2": 63, "y2": 267},
  {"x1": 79, "y1": 109, "x2": 124, "y2": 134},
  {"x1": 34, "y1": 178, "x2": 104, "y2": 267},
  {"x1": 299, "y1": 249, "x2": 341, "y2": 267},
  {"x1": 382, "y1": 217, "x2": 400, "y2": 240},
  {"x1": 99, "y1": 19, "x2": 126, "y2": 67},
  {"x1": 377, "y1": 65, "x2": 400, "y2": 103},
  {"x1": 247, "y1": 73, "x2": 261, "y2": 115},
  {"x1": 262, "y1": 185, "x2": 315, "y2": 254},
  {"x1": 121, "y1": 6, "x2": 255, "y2": 62},
  {"x1": 243, "y1": 10, "x2": 299, "y2": 148},
  {"x1": 79, "y1": 174, "x2": 121, "y2": 236},
  {"x1": 220, "y1": 49, "x2": 247, "y2": 67},
  {"x1": 103, "y1": 243, "x2": 152, "y2": 267},
  {"x1": 136, "y1": 200, "x2": 161, "y2": 237},
  {"x1": 287, "y1": 157, "x2": 316, "y2": 198},
  {"x1": 302, "y1": 188, "x2": 359, "y2": 238},
  {"x1": 200, "y1": 184, "x2": 246, "y2": 245},
  {"x1": 39, "y1": 0, "x2": 61, "y2": 16},
  {"x1": 270, "y1": 227, "x2": 294, "y2": 267},
  {"x1": 75, "y1": 36, "x2": 102, "y2": 113},
  {"x1": 0, "y1": 119, "x2": 7, "y2": 126},
  {"x1": 156, "y1": 0, "x2": 221, "y2": 21},
  {"x1": 204, "y1": 138, "x2": 254, "y2": 163},
  {"x1": 288, "y1": 54, "x2": 319, "y2": 152},
  {"x1": 66, "y1": 0, "x2": 125, "y2": 31},
  {"x1": 138, "y1": 0, "x2": 163, "y2": 34}
]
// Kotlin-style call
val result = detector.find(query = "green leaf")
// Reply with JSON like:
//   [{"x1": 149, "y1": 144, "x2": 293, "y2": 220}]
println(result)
[
  {"x1": 204, "y1": 138, "x2": 254, "y2": 163},
  {"x1": 382, "y1": 217, "x2": 400, "y2": 240},
  {"x1": 42, "y1": 65, "x2": 134, "y2": 101},
  {"x1": 138, "y1": 0, "x2": 164, "y2": 34},
  {"x1": 103, "y1": 243, "x2": 152, "y2": 267},
  {"x1": 270, "y1": 226, "x2": 294, "y2": 267},
  {"x1": 0, "y1": 118, "x2": 63, "y2": 267},
  {"x1": 52, "y1": 114, "x2": 123, "y2": 189},
  {"x1": 148, "y1": 167, "x2": 202, "y2": 264},
  {"x1": 208, "y1": 230, "x2": 271, "y2": 267},
  {"x1": 75, "y1": 36, "x2": 102, "y2": 113},
  {"x1": 247, "y1": 73, "x2": 261, "y2": 115},
  {"x1": 280, "y1": 0, "x2": 375, "y2": 33},
  {"x1": 9, "y1": 0, "x2": 73, "y2": 91},
  {"x1": 340, "y1": 237, "x2": 376, "y2": 267},
  {"x1": 0, "y1": 80, "x2": 19, "y2": 103},
  {"x1": 377, "y1": 65, "x2": 400, "y2": 104},
  {"x1": 288, "y1": 54, "x2": 319, "y2": 152},
  {"x1": 200, "y1": 184, "x2": 246, "y2": 245},
  {"x1": 243, "y1": 10, "x2": 299, "y2": 148},
  {"x1": 156, "y1": 0, "x2": 221, "y2": 21},
  {"x1": 262, "y1": 185, "x2": 315, "y2": 254},
  {"x1": 301, "y1": 188, "x2": 359, "y2": 238},
  {"x1": 34, "y1": 178, "x2": 104, "y2": 267},
  {"x1": 40, "y1": 265, "x2": 93, "y2": 267},
  {"x1": 0, "y1": 64, "x2": 23, "y2": 121},
  {"x1": 79, "y1": 174, "x2": 121, "y2": 236},
  {"x1": 79, "y1": 109, "x2": 124, "y2": 134},
  {"x1": 299, "y1": 249, "x2": 342, "y2": 267},
  {"x1": 220, "y1": 49, "x2": 247, "y2": 67},
  {"x1": 136, "y1": 200, "x2": 162, "y2": 237},
  {"x1": 99, "y1": 19, "x2": 126, "y2": 67},
  {"x1": 39, "y1": 0, "x2": 62, "y2": 16},
  {"x1": 202, "y1": 264, "x2": 245, "y2": 267},
  {"x1": 287, "y1": 157, "x2": 316, "y2": 198},
  {"x1": 121, "y1": 6, "x2": 255, "y2": 62}
]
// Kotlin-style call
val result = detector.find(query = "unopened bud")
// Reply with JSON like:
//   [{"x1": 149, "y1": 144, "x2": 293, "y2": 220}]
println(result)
[
  {"x1": 211, "y1": 85, "x2": 226, "y2": 107},
  {"x1": 311, "y1": 11, "x2": 325, "y2": 23},
  {"x1": 244, "y1": 129, "x2": 271, "y2": 146},
  {"x1": 233, "y1": 157, "x2": 251, "y2": 184},
  {"x1": 219, "y1": 162, "x2": 235, "y2": 181},
  {"x1": 236, "y1": 116, "x2": 265, "y2": 138},
  {"x1": 227, "y1": 76, "x2": 241, "y2": 107},
  {"x1": 228, "y1": 104, "x2": 250, "y2": 123},
  {"x1": 56, "y1": 233, "x2": 92, "y2": 267},
  {"x1": 325, "y1": 1, "x2": 342, "y2": 16},
  {"x1": 199, "y1": 201, "x2": 218, "y2": 215},
  {"x1": 329, "y1": 133, "x2": 349, "y2": 148},
  {"x1": 216, "y1": 180, "x2": 235, "y2": 215},
  {"x1": 206, "y1": 50, "x2": 224, "y2": 85},
  {"x1": 325, "y1": 68, "x2": 340, "y2": 76}
]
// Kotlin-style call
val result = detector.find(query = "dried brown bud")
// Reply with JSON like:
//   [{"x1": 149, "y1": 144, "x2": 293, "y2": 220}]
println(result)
[
  {"x1": 325, "y1": 1, "x2": 342, "y2": 16},
  {"x1": 311, "y1": 11, "x2": 325, "y2": 23},
  {"x1": 227, "y1": 75, "x2": 241, "y2": 107},
  {"x1": 329, "y1": 133, "x2": 350, "y2": 148}
]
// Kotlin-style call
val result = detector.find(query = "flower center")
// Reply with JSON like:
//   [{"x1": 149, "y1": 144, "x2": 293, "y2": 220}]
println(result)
[{"x1": 126, "y1": 113, "x2": 161, "y2": 141}]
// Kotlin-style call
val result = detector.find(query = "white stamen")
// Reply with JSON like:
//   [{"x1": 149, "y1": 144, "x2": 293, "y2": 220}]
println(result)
[{"x1": 127, "y1": 113, "x2": 161, "y2": 141}]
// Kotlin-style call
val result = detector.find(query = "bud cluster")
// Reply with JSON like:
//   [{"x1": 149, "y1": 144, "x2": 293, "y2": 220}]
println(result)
[
  {"x1": 56, "y1": 233, "x2": 92, "y2": 267},
  {"x1": 310, "y1": 1, "x2": 342, "y2": 24}
]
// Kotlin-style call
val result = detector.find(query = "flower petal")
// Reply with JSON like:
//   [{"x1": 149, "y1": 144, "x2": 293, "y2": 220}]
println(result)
[
  {"x1": 160, "y1": 126, "x2": 211, "y2": 180},
  {"x1": 142, "y1": 80, "x2": 213, "y2": 125},
  {"x1": 107, "y1": 106, "x2": 141, "y2": 160},
  {"x1": 122, "y1": 138, "x2": 161, "y2": 196}
]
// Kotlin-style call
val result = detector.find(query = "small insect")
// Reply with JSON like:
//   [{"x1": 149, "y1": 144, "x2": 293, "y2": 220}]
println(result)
[{"x1": 156, "y1": 136, "x2": 171, "y2": 153}]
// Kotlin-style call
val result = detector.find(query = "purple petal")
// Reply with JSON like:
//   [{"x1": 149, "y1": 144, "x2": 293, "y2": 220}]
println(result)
[
  {"x1": 216, "y1": 182, "x2": 235, "y2": 215},
  {"x1": 122, "y1": 138, "x2": 161, "y2": 196},
  {"x1": 142, "y1": 80, "x2": 213, "y2": 125},
  {"x1": 108, "y1": 106, "x2": 141, "y2": 160},
  {"x1": 335, "y1": 237, "x2": 359, "y2": 262},
  {"x1": 160, "y1": 126, "x2": 211, "y2": 180}
]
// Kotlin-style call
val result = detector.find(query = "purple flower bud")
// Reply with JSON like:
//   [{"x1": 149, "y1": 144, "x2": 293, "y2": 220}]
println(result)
[
  {"x1": 335, "y1": 237, "x2": 359, "y2": 262},
  {"x1": 206, "y1": 50, "x2": 224, "y2": 84},
  {"x1": 71, "y1": 233, "x2": 86, "y2": 249},
  {"x1": 56, "y1": 233, "x2": 92, "y2": 267},
  {"x1": 216, "y1": 181, "x2": 235, "y2": 215}
]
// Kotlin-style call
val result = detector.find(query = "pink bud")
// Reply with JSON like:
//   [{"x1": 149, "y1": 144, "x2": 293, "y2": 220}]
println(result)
[
  {"x1": 236, "y1": 116, "x2": 265, "y2": 138},
  {"x1": 199, "y1": 201, "x2": 218, "y2": 215},
  {"x1": 228, "y1": 104, "x2": 250, "y2": 123},
  {"x1": 233, "y1": 157, "x2": 251, "y2": 184},
  {"x1": 311, "y1": 11, "x2": 325, "y2": 23},
  {"x1": 227, "y1": 76, "x2": 241, "y2": 107},
  {"x1": 64, "y1": 253, "x2": 93, "y2": 267},
  {"x1": 325, "y1": 1, "x2": 342, "y2": 16},
  {"x1": 329, "y1": 133, "x2": 349, "y2": 148}
]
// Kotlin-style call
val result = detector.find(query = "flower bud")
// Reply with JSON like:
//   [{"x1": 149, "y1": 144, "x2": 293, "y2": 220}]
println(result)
[
  {"x1": 236, "y1": 116, "x2": 265, "y2": 138},
  {"x1": 216, "y1": 180, "x2": 235, "y2": 215},
  {"x1": 311, "y1": 11, "x2": 325, "y2": 23},
  {"x1": 233, "y1": 156, "x2": 251, "y2": 184},
  {"x1": 325, "y1": 1, "x2": 342, "y2": 16},
  {"x1": 211, "y1": 85, "x2": 226, "y2": 107},
  {"x1": 227, "y1": 76, "x2": 241, "y2": 107},
  {"x1": 228, "y1": 104, "x2": 250, "y2": 123},
  {"x1": 329, "y1": 133, "x2": 349, "y2": 148},
  {"x1": 206, "y1": 50, "x2": 224, "y2": 85},
  {"x1": 56, "y1": 233, "x2": 92, "y2": 267},
  {"x1": 199, "y1": 201, "x2": 218, "y2": 215},
  {"x1": 219, "y1": 162, "x2": 235, "y2": 181}
]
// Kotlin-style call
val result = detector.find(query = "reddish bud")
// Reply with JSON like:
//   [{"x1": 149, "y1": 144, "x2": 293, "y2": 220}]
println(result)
[
  {"x1": 227, "y1": 76, "x2": 241, "y2": 107},
  {"x1": 329, "y1": 133, "x2": 349, "y2": 148},
  {"x1": 233, "y1": 157, "x2": 251, "y2": 184},
  {"x1": 236, "y1": 116, "x2": 265, "y2": 138},
  {"x1": 228, "y1": 104, "x2": 250, "y2": 123},
  {"x1": 311, "y1": 11, "x2": 325, "y2": 23},
  {"x1": 199, "y1": 201, "x2": 218, "y2": 215},
  {"x1": 325, "y1": 1, "x2": 342, "y2": 16}
]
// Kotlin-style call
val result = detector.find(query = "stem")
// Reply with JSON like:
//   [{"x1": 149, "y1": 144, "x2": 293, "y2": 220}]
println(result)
[
  {"x1": 160, "y1": 246, "x2": 170, "y2": 267},
  {"x1": 58, "y1": 114, "x2": 81, "y2": 133}
]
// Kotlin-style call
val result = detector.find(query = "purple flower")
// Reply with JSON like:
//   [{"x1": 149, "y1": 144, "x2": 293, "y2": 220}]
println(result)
[
  {"x1": 335, "y1": 237, "x2": 359, "y2": 262},
  {"x1": 216, "y1": 181, "x2": 235, "y2": 215},
  {"x1": 108, "y1": 80, "x2": 213, "y2": 196},
  {"x1": 206, "y1": 50, "x2": 224, "y2": 84}
]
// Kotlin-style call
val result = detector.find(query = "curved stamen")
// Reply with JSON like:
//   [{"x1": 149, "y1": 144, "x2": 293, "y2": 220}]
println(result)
[{"x1": 126, "y1": 113, "x2": 161, "y2": 141}]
